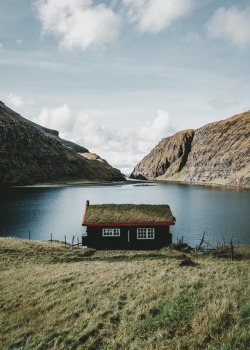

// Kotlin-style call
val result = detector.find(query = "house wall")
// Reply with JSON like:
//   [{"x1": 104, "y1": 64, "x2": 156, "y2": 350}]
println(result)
[{"x1": 82, "y1": 225, "x2": 172, "y2": 250}]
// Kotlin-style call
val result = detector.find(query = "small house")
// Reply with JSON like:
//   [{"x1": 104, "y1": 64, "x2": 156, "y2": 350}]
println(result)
[{"x1": 82, "y1": 201, "x2": 175, "y2": 250}]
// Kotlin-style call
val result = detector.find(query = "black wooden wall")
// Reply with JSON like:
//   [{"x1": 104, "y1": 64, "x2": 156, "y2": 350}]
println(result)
[{"x1": 82, "y1": 225, "x2": 172, "y2": 250}]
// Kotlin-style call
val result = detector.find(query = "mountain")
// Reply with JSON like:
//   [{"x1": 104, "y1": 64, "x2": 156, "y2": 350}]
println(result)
[
  {"x1": 131, "y1": 111, "x2": 250, "y2": 188},
  {"x1": 0, "y1": 102, "x2": 125, "y2": 186}
]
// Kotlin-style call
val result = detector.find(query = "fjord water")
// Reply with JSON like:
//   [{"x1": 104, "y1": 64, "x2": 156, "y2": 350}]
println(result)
[{"x1": 0, "y1": 182, "x2": 249, "y2": 247}]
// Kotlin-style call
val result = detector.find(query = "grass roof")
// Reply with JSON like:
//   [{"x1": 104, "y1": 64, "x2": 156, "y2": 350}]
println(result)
[{"x1": 83, "y1": 204, "x2": 175, "y2": 224}]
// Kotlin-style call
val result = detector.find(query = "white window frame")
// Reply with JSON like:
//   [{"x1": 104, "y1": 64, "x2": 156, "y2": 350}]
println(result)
[
  {"x1": 102, "y1": 228, "x2": 120, "y2": 237},
  {"x1": 137, "y1": 228, "x2": 155, "y2": 239}
]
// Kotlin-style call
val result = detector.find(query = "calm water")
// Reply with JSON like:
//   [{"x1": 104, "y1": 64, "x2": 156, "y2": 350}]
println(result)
[{"x1": 0, "y1": 182, "x2": 249, "y2": 247}]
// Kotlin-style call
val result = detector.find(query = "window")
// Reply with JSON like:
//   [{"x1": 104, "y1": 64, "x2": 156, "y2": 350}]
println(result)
[
  {"x1": 102, "y1": 228, "x2": 120, "y2": 237},
  {"x1": 137, "y1": 228, "x2": 155, "y2": 239}
]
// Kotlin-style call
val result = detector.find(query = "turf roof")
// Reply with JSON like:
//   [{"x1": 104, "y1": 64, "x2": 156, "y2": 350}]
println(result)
[{"x1": 83, "y1": 204, "x2": 175, "y2": 224}]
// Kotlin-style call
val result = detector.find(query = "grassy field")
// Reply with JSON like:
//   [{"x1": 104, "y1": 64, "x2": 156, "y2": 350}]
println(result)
[{"x1": 0, "y1": 238, "x2": 249, "y2": 350}]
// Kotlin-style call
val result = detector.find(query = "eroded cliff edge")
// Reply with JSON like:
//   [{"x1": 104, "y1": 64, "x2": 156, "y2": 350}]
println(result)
[
  {"x1": 131, "y1": 111, "x2": 250, "y2": 188},
  {"x1": 0, "y1": 102, "x2": 125, "y2": 186}
]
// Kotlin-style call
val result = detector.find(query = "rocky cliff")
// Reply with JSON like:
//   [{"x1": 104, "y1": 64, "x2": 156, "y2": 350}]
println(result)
[
  {"x1": 131, "y1": 111, "x2": 250, "y2": 188},
  {"x1": 0, "y1": 102, "x2": 125, "y2": 186}
]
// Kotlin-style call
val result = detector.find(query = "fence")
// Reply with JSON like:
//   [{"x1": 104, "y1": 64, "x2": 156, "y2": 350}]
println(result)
[
  {"x1": 1, "y1": 230, "x2": 82, "y2": 250},
  {"x1": 175, "y1": 232, "x2": 250, "y2": 260},
  {"x1": 194, "y1": 232, "x2": 250, "y2": 260}
]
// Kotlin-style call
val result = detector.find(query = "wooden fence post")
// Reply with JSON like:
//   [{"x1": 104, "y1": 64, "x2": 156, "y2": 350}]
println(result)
[
  {"x1": 29, "y1": 230, "x2": 31, "y2": 241},
  {"x1": 50, "y1": 233, "x2": 52, "y2": 243},
  {"x1": 230, "y1": 240, "x2": 234, "y2": 261},
  {"x1": 64, "y1": 235, "x2": 67, "y2": 247},
  {"x1": 77, "y1": 237, "x2": 79, "y2": 249},
  {"x1": 70, "y1": 236, "x2": 75, "y2": 252},
  {"x1": 198, "y1": 232, "x2": 206, "y2": 250}
]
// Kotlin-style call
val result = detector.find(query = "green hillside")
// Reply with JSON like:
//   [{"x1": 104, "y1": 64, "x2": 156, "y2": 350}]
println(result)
[{"x1": 0, "y1": 102, "x2": 125, "y2": 186}]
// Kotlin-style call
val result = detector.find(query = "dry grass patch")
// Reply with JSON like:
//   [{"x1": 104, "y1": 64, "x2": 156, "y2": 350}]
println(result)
[
  {"x1": 84, "y1": 204, "x2": 175, "y2": 224},
  {"x1": 0, "y1": 238, "x2": 249, "y2": 350}
]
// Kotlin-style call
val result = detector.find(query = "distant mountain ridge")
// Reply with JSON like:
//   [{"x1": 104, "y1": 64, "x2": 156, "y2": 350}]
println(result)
[
  {"x1": 0, "y1": 101, "x2": 125, "y2": 186},
  {"x1": 131, "y1": 111, "x2": 250, "y2": 188}
]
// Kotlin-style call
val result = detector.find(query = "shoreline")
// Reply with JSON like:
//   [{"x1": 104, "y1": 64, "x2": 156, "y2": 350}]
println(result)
[
  {"x1": 1, "y1": 177, "x2": 248, "y2": 192},
  {"x1": 6, "y1": 178, "x2": 249, "y2": 192},
  {"x1": 156, "y1": 179, "x2": 250, "y2": 192},
  {"x1": 11, "y1": 177, "x2": 154, "y2": 188}
]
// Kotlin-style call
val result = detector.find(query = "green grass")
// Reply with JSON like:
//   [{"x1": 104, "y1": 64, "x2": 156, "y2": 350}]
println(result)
[{"x1": 0, "y1": 238, "x2": 250, "y2": 349}]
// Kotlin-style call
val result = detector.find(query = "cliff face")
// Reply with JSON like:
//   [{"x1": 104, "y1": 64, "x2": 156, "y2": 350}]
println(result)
[
  {"x1": 130, "y1": 129, "x2": 195, "y2": 180},
  {"x1": 131, "y1": 111, "x2": 250, "y2": 188},
  {"x1": 0, "y1": 102, "x2": 125, "y2": 186}
]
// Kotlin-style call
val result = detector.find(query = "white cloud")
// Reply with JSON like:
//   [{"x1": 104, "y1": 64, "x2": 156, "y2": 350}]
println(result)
[
  {"x1": 0, "y1": 43, "x2": 3, "y2": 49},
  {"x1": 73, "y1": 112, "x2": 112, "y2": 148},
  {"x1": 35, "y1": 0, "x2": 121, "y2": 50},
  {"x1": 138, "y1": 110, "x2": 174, "y2": 142},
  {"x1": 5, "y1": 93, "x2": 25, "y2": 109},
  {"x1": 33, "y1": 105, "x2": 175, "y2": 173},
  {"x1": 102, "y1": 152, "x2": 144, "y2": 175},
  {"x1": 123, "y1": 0, "x2": 196, "y2": 33},
  {"x1": 36, "y1": 104, "x2": 72, "y2": 136},
  {"x1": 206, "y1": 6, "x2": 250, "y2": 48}
]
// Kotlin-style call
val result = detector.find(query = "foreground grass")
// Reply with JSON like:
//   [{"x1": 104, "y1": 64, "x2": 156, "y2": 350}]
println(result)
[{"x1": 0, "y1": 238, "x2": 249, "y2": 350}]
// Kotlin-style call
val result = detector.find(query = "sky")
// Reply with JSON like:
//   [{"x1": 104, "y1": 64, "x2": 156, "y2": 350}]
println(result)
[{"x1": 0, "y1": 0, "x2": 250, "y2": 174}]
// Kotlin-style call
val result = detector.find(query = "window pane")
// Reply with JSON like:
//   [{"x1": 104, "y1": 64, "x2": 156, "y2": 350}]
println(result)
[
  {"x1": 102, "y1": 228, "x2": 120, "y2": 237},
  {"x1": 137, "y1": 228, "x2": 155, "y2": 239}
]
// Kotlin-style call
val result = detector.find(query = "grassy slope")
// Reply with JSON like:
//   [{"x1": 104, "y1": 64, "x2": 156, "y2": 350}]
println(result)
[{"x1": 0, "y1": 238, "x2": 250, "y2": 350}]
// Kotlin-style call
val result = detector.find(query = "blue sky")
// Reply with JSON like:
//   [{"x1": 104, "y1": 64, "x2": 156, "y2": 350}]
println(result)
[{"x1": 0, "y1": 0, "x2": 250, "y2": 173}]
